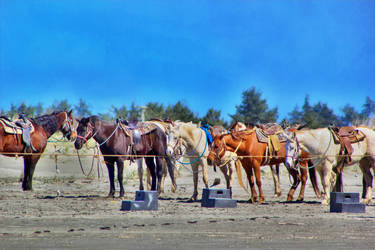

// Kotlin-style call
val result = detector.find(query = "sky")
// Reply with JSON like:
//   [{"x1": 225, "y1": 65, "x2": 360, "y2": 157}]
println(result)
[{"x1": 0, "y1": 0, "x2": 374, "y2": 121}]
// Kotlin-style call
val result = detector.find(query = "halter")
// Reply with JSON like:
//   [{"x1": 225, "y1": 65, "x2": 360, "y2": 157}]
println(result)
[
  {"x1": 76, "y1": 121, "x2": 97, "y2": 143},
  {"x1": 176, "y1": 128, "x2": 208, "y2": 165},
  {"x1": 209, "y1": 135, "x2": 242, "y2": 166}
]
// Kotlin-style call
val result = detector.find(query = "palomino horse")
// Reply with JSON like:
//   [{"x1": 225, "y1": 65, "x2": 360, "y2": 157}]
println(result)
[
  {"x1": 207, "y1": 128, "x2": 301, "y2": 204},
  {"x1": 284, "y1": 127, "x2": 375, "y2": 205},
  {"x1": 0, "y1": 110, "x2": 75, "y2": 191},
  {"x1": 168, "y1": 121, "x2": 211, "y2": 201},
  {"x1": 74, "y1": 116, "x2": 176, "y2": 198}
]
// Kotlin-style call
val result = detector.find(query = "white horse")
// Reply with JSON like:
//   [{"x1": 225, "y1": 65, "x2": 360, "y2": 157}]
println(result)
[{"x1": 284, "y1": 127, "x2": 375, "y2": 205}]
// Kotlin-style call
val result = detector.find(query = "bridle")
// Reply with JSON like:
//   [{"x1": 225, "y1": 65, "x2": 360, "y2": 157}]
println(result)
[{"x1": 61, "y1": 112, "x2": 74, "y2": 139}]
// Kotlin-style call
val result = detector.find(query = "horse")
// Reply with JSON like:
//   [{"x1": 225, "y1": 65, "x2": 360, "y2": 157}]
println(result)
[
  {"x1": 137, "y1": 119, "x2": 178, "y2": 193},
  {"x1": 228, "y1": 121, "x2": 282, "y2": 197},
  {"x1": 74, "y1": 116, "x2": 176, "y2": 198},
  {"x1": 0, "y1": 110, "x2": 75, "y2": 191},
  {"x1": 284, "y1": 126, "x2": 375, "y2": 205},
  {"x1": 227, "y1": 121, "x2": 321, "y2": 201},
  {"x1": 167, "y1": 121, "x2": 212, "y2": 201},
  {"x1": 207, "y1": 127, "x2": 301, "y2": 204}
]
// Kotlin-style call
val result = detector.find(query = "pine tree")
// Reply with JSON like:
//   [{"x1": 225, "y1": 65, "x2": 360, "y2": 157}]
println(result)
[{"x1": 230, "y1": 87, "x2": 278, "y2": 123}]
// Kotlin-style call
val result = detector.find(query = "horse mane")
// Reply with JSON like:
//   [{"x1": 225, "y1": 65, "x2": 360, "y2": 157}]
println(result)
[{"x1": 30, "y1": 111, "x2": 62, "y2": 135}]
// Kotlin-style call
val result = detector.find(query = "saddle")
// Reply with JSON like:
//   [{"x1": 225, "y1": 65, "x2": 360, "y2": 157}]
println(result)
[
  {"x1": 329, "y1": 126, "x2": 366, "y2": 163},
  {"x1": 0, "y1": 117, "x2": 36, "y2": 151},
  {"x1": 119, "y1": 121, "x2": 158, "y2": 154},
  {"x1": 255, "y1": 123, "x2": 287, "y2": 164}
]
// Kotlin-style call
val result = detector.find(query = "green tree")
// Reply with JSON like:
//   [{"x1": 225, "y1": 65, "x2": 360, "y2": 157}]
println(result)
[
  {"x1": 202, "y1": 108, "x2": 225, "y2": 126},
  {"x1": 230, "y1": 87, "x2": 278, "y2": 123},
  {"x1": 341, "y1": 104, "x2": 361, "y2": 126},
  {"x1": 34, "y1": 102, "x2": 44, "y2": 116},
  {"x1": 128, "y1": 102, "x2": 141, "y2": 121},
  {"x1": 360, "y1": 96, "x2": 375, "y2": 121},
  {"x1": 112, "y1": 105, "x2": 128, "y2": 120},
  {"x1": 48, "y1": 99, "x2": 71, "y2": 112},
  {"x1": 165, "y1": 101, "x2": 198, "y2": 122},
  {"x1": 288, "y1": 105, "x2": 304, "y2": 124},
  {"x1": 293, "y1": 95, "x2": 340, "y2": 128},
  {"x1": 144, "y1": 102, "x2": 165, "y2": 120},
  {"x1": 74, "y1": 98, "x2": 92, "y2": 118}
]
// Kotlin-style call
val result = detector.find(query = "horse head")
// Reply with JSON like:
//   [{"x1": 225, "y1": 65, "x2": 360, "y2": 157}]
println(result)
[
  {"x1": 284, "y1": 130, "x2": 299, "y2": 170},
  {"x1": 74, "y1": 116, "x2": 99, "y2": 150},
  {"x1": 57, "y1": 109, "x2": 76, "y2": 141},
  {"x1": 207, "y1": 134, "x2": 226, "y2": 166}
]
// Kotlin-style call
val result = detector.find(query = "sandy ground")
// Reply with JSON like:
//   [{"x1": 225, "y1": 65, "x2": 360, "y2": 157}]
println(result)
[{"x1": 1, "y1": 148, "x2": 375, "y2": 250}]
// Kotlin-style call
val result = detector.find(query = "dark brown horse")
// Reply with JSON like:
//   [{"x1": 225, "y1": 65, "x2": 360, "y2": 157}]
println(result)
[
  {"x1": 0, "y1": 110, "x2": 75, "y2": 191},
  {"x1": 74, "y1": 116, "x2": 175, "y2": 198},
  {"x1": 207, "y1": 129, "x2": 301, "y2": 204}
]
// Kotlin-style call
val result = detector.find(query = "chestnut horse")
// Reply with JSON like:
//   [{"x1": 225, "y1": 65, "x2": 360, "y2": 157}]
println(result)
[
  {"x1": 0, "y1": 110, "x2": 75, "y2": 191},
  {"x1": 207, "y1": 128, "x2": 300, "y2": 204},
  {"x1": 74, "y1": 116, "x2": 175, "y2": 198},
  {"x1": 227, "y1": 121, "x2": 321, "y2": 201},
  {"x1": 228, "y1": 121, "x2": 282, "y2": 197}
]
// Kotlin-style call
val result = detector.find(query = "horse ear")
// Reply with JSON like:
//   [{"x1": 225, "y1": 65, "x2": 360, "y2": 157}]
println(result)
[
  {"x1": 296, "y1": 123, "x2": 307, "y2": 130},
  {"x1": 68, "y1": 109, "x2": 73, "y2": 116}
]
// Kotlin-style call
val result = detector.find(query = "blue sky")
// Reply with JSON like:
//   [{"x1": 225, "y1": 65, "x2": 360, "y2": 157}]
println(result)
[{"x1": 0, "y1": 0, "x2": 374, "y2": 121}]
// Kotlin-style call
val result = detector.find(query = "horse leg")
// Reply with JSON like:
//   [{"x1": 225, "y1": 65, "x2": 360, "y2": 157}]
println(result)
[
  {"x1": 22, "y1": 156, "x2": 40, "y2": 191},
  {"x1": 308, "y1": 160, "x2": 322, "y2": 199},
  {"x1": 219, "y1": 165, "x2": 231, "y2": 197},
  {"x1": 145, "y1": 157, "x2": 157, "y2": 191},
  {"x1": 202, "y1": 161, "x2": 209, "y2": 188},
  {"x1": 270, "y1": 165, "x2": 282, "y2": 197},
  {"x1": 253, "y1": 163, "x2": 265, "y2": 204},
  {"x1": 319, "y1": 162, "x2": 333, "y2": 205},
  {"x1": 155, "y1": 157, "x2": 164, "y2": 195},
  {"x1": 166, "y1": 157, "x2": 177, "y2": 193},
  {"x1": 333, "y1": 161, "x2": 344, "y2": 192},
  {"x1": 116, "y1": 160, "x2": 125, "y2": 198},
  {"x1": 296, "y1": 167, "x2": 307, "y2": 202},
  {"x1": 243, "y1": 161, "x2": 257, "y2": 203},
  {"x1": 360, "y1": 157, "x2": 373, "y2": 204},
  {"x1": 286, "y1": 168, "x2": 300, "y2": 201},
  {"x1": 104, "y1": 158, "x2": 116, "y2": 198},
  {"x1": 137, "y1": 159, "x2": 144, "y2": 191},
  {"x1": 190, "y1": 164, "x2": 199, "y2": 201}
]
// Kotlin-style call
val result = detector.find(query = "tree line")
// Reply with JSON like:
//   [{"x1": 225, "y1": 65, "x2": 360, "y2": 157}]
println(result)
[{"x1": 1, "y1": 88, "x2": 374, "y2": 128}]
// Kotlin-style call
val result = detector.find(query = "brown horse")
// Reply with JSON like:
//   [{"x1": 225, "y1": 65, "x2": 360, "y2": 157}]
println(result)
[
  {"x1": 0, "y1": 110, "x2": 75, "y2": 191},
  {"x1": 228, "y1": 121, "x2": 283, "y2": 197},
  {"x1": 74, "y1": 116, "x2": 175, "y2": 198},
  {"x1": 207, "y1": 128, "x2": 301, "y2": 204},
  {"x1": 227, "y1": 121, "x2": 321, "y2": 201}
]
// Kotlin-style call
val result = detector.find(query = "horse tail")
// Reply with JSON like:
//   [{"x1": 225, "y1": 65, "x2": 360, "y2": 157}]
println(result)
[
  {"x1": 308, "y1": 160, "x2": 321, "y2": 198},
  {"x1": 235, "y1": 159, "x2": 249, "y2": 194}
]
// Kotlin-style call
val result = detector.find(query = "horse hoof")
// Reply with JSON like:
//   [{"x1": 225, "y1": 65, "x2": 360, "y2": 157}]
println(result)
[{"x1": 297, "y1": 197, "x2": 304, "y2": 202}]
